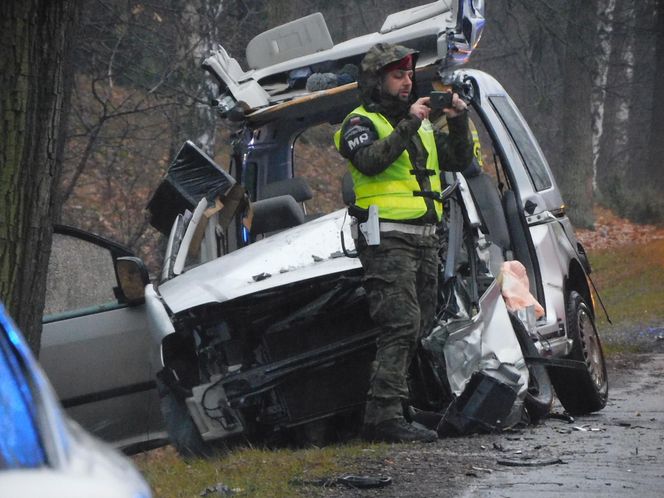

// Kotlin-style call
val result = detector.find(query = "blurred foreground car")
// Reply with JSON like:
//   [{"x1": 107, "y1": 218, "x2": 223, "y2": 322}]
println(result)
[{"x1": 0, "y1": 302, "x2": 152, "y2": 498}]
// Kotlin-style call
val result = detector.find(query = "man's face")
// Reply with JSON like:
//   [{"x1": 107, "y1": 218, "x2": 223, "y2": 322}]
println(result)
[{"x1": 381, "y1": 69, "x2": 413, "y2": 102}]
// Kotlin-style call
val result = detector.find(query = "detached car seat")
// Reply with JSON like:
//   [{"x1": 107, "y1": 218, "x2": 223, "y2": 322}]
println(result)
[{"x1": 250, "y1": 177, "x2": 313, "y2": 239}]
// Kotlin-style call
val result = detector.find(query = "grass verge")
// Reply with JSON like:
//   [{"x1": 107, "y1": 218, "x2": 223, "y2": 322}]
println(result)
[
  {"x1": 589, "y1": 239, "x2": 664, "y2": 353},
  {"x1": 134, "y1": 442, "x2": 388, "y2": 498}
]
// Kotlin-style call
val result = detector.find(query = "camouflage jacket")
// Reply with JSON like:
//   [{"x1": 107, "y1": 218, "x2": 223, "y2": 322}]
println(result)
[{"x1": 338, "y1": 43, "x2": 473, "y2": 222}]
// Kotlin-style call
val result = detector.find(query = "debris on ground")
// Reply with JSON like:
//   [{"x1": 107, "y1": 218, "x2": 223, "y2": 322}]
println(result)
[
  {"x1": 572, "y1": 425, "x2": 603, "y2": 432},
  {"x1": 548, "y1": 411, "x2": 575, "y2": 423},
  {"x1": 496, "y1": 457, "x2": 565, "y2": 467},
  {"x1": 290, "y1": 474, "x2": 392, "y2": 489},
  {"x1": 200, "y1": 483, "x2": 238, "y2": 496}
]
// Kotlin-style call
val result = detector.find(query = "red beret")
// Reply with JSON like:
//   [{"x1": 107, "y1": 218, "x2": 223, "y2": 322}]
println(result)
[{"x1": 382, "y1": 54, "x2": 413, "y2": 73}]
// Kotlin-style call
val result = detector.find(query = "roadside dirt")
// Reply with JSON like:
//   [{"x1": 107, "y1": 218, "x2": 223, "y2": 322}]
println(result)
[{"x1": 312, "y1": 352, "x2": 664, "y2": 498}]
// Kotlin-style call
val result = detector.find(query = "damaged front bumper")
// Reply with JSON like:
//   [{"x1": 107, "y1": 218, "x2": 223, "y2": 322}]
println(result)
[
  {"x1": 156, "y1": 272, "x2": 379, "y2": 444},
  {"x1": 183, "y1": 328, "x2": 379, "y2": 442}
]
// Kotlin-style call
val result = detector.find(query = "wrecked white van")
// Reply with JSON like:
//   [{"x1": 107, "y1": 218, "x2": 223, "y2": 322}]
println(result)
[{"x1": 115, "y1": 0, "x2": 607, "y2": 456}]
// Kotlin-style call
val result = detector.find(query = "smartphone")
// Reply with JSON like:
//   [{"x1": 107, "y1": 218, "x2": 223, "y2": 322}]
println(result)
[{"x1": 430, "y1": 91, "x2": 453, "y2": 109}]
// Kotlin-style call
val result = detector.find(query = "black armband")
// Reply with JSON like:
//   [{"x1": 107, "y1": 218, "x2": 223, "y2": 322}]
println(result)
[{"x1": 339, "y1": 115, "x2": 378, "y2": 160}]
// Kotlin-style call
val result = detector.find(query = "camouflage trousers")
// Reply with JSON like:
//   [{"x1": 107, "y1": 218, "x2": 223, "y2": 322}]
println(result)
[{"x1": 357, "y1": 231, "x2": 440, "y2": 426}]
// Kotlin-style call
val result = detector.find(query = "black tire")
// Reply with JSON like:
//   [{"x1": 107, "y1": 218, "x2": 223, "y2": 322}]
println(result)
[
  {"x1": 157, "y1": 379, "x2": 216, "y2": 459},
  {"x1": 548, "y1": 291, "x2": 608, "y2": 415},
  {"x1": 508, "y1": 312, "x2": 554, "y2": 421}
]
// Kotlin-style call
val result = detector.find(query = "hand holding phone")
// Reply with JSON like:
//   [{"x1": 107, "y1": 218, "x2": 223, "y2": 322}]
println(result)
[{"x1": 429, "y1": 91, "x2": 454, "y2": 109}]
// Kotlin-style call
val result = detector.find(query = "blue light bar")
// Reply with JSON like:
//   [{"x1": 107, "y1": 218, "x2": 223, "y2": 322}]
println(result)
[{"x1": 0, "y1": 304, "x2": 46, "y2": 469}]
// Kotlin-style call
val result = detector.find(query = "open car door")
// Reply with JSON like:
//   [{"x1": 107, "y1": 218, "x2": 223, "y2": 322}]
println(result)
[{"x1": 40, "y1": 225, "x2": 166, "y2": 452}]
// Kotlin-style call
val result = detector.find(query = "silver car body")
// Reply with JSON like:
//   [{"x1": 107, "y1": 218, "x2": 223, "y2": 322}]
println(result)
[
  {"x1": 146, "y1": 77, "x2": 580, "y2": 373},
  {"x1": 138, "y1": 0, "x2": 598, "y2": 444},
  {"x1": 39, "y1": 0, "x2": 603, "y2": 450}
]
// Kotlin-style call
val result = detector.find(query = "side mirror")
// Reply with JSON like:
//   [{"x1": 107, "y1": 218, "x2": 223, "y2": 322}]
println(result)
[{"x1": 116, "y1": 256, "x2": 149, "y2": 305}]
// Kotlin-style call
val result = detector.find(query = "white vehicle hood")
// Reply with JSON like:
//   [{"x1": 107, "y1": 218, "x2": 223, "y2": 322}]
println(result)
[{"x1": 158, "y1": 209, "x2": 361, "y2": 314}]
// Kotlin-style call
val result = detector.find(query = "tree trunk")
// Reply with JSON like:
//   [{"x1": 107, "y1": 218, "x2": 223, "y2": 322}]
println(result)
[
  {"x1": 591, "y1": 0, "x2": 617, "y2": 192},
  {"x1": 176, "y1": 0, "x2": 224, "y2": 156},
  {"x1": 649, "y1": 0, "x2": 664, "y2": 172},
  {"x1": 594, "y1": 0, "x2": 663, "y2": 223},
  {"x1": 594, "y1": 0, "x2": 635, "y2": 213},
  {"x1": 0, "y1": 0, "x2": 78, "y2": 354},
  {"x1": 558, "y1": 0, "x2": 595, "y2": 228},
  {"x1": 643, "y1": 0, "x2": 664, "y2": 221}
]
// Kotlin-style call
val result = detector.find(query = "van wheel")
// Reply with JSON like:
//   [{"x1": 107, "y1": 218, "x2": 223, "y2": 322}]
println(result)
[
  {"x1": 157, "y1": 380, "x2": 216, "y2": 458},
  {"x1": 548, "y1": 291, "x2": 608, "y2": 415},
  {"x1": 508, "y1": 312, "x2": 554, "y2": 421}
]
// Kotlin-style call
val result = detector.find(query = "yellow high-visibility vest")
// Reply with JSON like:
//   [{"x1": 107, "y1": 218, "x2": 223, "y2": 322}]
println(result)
[{"x1": 334, "y1": 106, "x2": 443, "y2": 221}]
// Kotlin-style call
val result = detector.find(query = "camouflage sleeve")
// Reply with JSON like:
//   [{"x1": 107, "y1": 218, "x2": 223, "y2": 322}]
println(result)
[
  {"x1": 339, "y1": 114, "x2": 421, "y2": 176},
  {"x1": 435, "y1": 111, "x2": 474, "y2": 172}
]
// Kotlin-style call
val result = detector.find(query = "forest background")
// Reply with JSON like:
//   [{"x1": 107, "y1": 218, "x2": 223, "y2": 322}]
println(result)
[
  {"x1": 58, "y1": 0, "x2": 664, "y2": 267},
  {"x1": 2, "y1": 0, "x2": 663, "y2": 349}
]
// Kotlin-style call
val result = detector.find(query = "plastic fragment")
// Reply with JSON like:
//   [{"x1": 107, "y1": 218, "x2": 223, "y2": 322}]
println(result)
[
  {"x1": 497, "y1": 457, "x2": 565, "y2": 467},
  {"x1": 200, "y1": 483, "x2": 237, "y2": 496},
  {"x1": 549, "y1": 411, "x2": 575, "y2": 423},
  {"x1": 338, "y1": 475, "x2": 392, "y2": 489}
]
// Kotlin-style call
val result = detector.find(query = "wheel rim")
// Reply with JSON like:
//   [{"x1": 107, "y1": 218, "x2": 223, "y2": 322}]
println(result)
[{"x1": 578, "y1": 307, "x2": 607, "y2": 393}]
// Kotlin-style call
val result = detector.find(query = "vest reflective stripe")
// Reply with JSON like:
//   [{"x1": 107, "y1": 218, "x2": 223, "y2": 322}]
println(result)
[
  {"x1": 352, "y1": 179, "x2": 419, "y2": 197},
  {"x1": 470, "y1": 121, "x2": 483, "y2": 167},
  {"x1": 335, "y1": 106, "x2": 443, "y2": 221}
]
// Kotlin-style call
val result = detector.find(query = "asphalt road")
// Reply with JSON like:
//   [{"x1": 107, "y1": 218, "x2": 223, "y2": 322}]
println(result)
[
  {"x1": 462, "y1": 353, "x2": 664, "y2": 497},
  {"x1": 327, "y1": 353, "x2": 664, "y2": 498}
]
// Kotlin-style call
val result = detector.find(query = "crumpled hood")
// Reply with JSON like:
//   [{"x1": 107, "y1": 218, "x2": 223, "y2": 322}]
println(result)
[{"x1": 157, "y1": 210, "x2": 362, "y2": 314}]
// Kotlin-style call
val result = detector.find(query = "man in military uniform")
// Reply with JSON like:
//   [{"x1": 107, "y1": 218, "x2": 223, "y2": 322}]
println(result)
[{"x1": 334, "y1": 43, "x2": 473, "y2": 443}]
